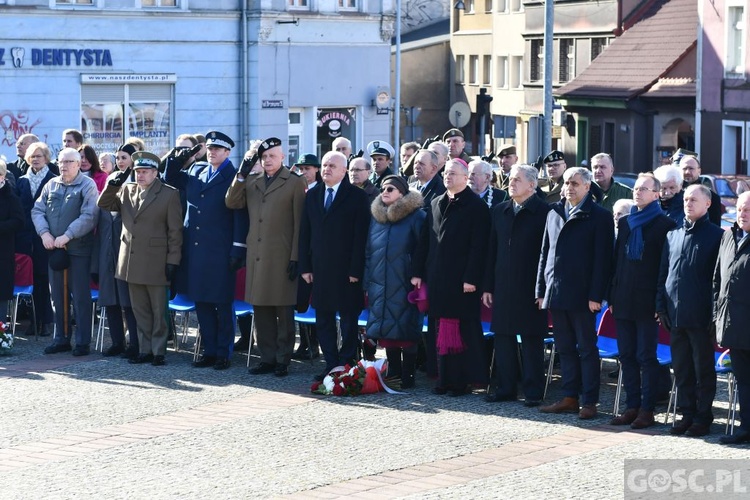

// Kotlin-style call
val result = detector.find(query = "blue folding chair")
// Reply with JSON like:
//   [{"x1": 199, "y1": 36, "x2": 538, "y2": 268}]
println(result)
[
  {"x1": 168, "y1": 294, "x2": 196, "y2": 350},
  {"x1": 716, "y1": 349, "x2": 739, "y2": 435},
  {"x1": 595, "y1": 308, "x2": 622, "y2": 415},
  {"x1": 291, "y1": 306, "x2": 316, "y2": 367}
]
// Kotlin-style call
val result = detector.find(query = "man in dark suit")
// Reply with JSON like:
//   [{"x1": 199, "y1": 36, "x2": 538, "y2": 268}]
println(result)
[
  {"x1": 98, "y1": 152, "x2": 183, "y2": 366},
  {"x1": 679, "y1": 155, "x2": 722, "y2": 226},
  {"x1": 468, "y1": 159, "x2": 508, "y2": 209},
  {"x1": 299, "y1": 151, "x2": 371, "y2": 380},
  {"x1": 657, "y1": 184, "x2": 723, "y2": 436},
  {"x1": 608, "y1": 173, "x2": 676, "y2": 429},
  {"x1": 536, "y1": 167, "x2": 614, "y2": 419},
  {"x1": 166, "y1": 131, "x2": 248, "y2": 370},
  {"x1": 714, "y1": 192, "x2": 750, "y2": 444},
  {"x1": 409, "y1": 149, "x2": 445, "y2": 211},
  {"x1": 7, "y1": 134, "x2": 38, "y2": 177},
  {"x1": 483, "y1": 164, "x2": 550, "y2": 405}
]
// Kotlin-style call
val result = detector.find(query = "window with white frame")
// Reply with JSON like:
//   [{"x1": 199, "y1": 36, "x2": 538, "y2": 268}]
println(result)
[
  {"x1": 289, "y1": 0, "x2": 309, "y2": 9},
  {"x1": 483, "y1": 55, "x2": 492, "y2": 85},
  {"x1": 497, "y1": 56, "x2": 508, "y2": 88},
  {"x1": 497, "y1": 0, "x2": 507, "y2": 12},
  {"x1": 512, "y1": 55, "x2": 524, "y2": 88},
  {"x1": 485, "y1": 0, "x2": 492, "y2": 13},
  {"x1": 469, "y1": 55, "x2": 479, "y2": 84},
  {"x1": 141, "y1": 0, "x2": 178, "y2": 6},
  {"x1": 591, "y1": 37, "x2": 610, "y2": 61},
  {"x1": 530, "y1": 39, "x2": 543, "y2": 82},
  {"x1": 510, "y1": 0, "x2": 522, "y2": 12},
  {"x1": 339, "y1": 0, "x2": 357, "y2": 9},
  {"x1": 56, "y1": 0, "x2": 94, "y2": 4},
  {"x1": 467, "y1": 0, "x2": 475, "y2": 14},
  {"x1": 456, "y1": 55, "x2": 465, "y2": 84},
  {"x1": 559, "y1": 39, "x2": 575, "y2": 83},
  {"x1": 726, "y1": 4, "x2": 746, "y2": 77}
]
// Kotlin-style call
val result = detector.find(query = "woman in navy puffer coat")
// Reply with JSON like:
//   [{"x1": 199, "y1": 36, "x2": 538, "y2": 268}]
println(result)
[{"x1": 365, "y1": 175, "x2": 425, "y2": 388}]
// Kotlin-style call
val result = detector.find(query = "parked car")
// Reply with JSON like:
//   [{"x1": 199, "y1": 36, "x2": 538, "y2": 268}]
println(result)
[
  {"x1": 613, "y1": 173, "x2": 638, "y2": 189},
  {"x1": 699, "y1": 174, "x2": 750, "y2": 228}
]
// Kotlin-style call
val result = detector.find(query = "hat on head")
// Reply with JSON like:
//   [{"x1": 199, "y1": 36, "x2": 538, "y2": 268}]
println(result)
[
  {"x1": 366, "y1": 140, "x2": 395, "y2": 160},
  {"x1": 381, "y1": 174, "x2": 409, "y2": 195},
  {"x1": 131, "y1": 152, "x2": 161, "y2": 169},
  {"x1": 442, "y1": 128, "x2": 464, "y2": 141},
  {"x1": 48, "y1": 248, "x2": 70, "y2": 272},
  {"x1": 498, "y1": 144, "x2": 517, "y2": 157},
  {"x1": 258, "y1": 137, "x2": 282, "y2": 157},
  {"x1": 294, "y1": 153, "x2": 320, "y2": 168},
  {"x1": 205, "y1": 131, "x2": 235, "y2": 150},
  {"x1": 543, "y1": 150, "x2": 565, "y2": 163},
  {"x1": 117, "y1": 143, "x2": 137, "y2": 156}
]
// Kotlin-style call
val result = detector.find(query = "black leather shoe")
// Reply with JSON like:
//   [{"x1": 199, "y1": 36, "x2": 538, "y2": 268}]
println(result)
[
  {"x1": 214, "y1": 359, "x2": 231, "y2": 370},
  {"x1": 432, "y1": 386, "x2": 448, "y2": 395},
  {"x1": 670, "y1": 419, "x2": 694, "y2": 435},
  {"x1": 485, "y1": 393, "x2": 517, "y2": 403},
  {"x1": 685, "y1": 423, "x2": 711, "y2": 437},
  {"x1": 448, "y1": 386, "x2": 470, "y2": 397},
  {"x1": 128, "y1": 354, "x2": 154, "y2": 364},
  {"x1": 121, "y1": 348, "x2": 139, "y2": 360},
  {"x1": 233, "y1": 338, "x2": 250, "y2": 353},
  {"x1": 274, "y1": 364, "x2": 288, "y2": 377},
  {"x1": 103, "y1": 344, "x2": 125, "y2": 357},
  {"x1": 44, "y1": 343, "x2": 72, "y2": 354},
  {"x1": 151, "y1": 355, "x2": 166, "y2": 366},
  {"x1": 249, "y1": 362, "x2": 276, "y2": 375},
  {"x1": 719, "y1": 429, "x2": 750, "y2": 445},
  {"x1": 193, "y1": 356, "x2": 217, "y2": 368},
  {"x1": 524, "y1": 399, "x2": 543, "y2": 407},
  {"x1": 72, "y1": 346, "x2": 90, "y2": 357}
]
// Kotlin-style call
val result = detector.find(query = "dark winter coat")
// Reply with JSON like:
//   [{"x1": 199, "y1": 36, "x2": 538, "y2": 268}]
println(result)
[
  {"x1": 656, "y1": 214, "x2": 723, "y2": 329},
  {"x1": 16, "y1": 169, "x2": 56, "y2": 271},
  {"x1": 414, "y1": 187, "x2": 489, "y2": 319},
  {"x1": 485, "y1": 194, "x2": 550, "y2": 337},
  {"x1": 609, "y1": 212, "x2": 676, "y2": 320},
  {"x1": 299, "y1": 177, "x2": 371, "y2": 312},
  {"x1": 713, "y1": 226, "x2": 750, "y2": 349},
  {"x1": 536, "y1": 194, "x2": 614, "y2": 311},
  {"x1": 0, "y1": 182, "x2": 24, "y2": 299},
  {"x1": 364, "y1": 190, "x2": 426, "y2": 342}
]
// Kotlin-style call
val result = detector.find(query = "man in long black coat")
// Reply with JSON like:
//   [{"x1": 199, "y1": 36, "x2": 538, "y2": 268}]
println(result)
[
  {"x1": 608, "y1": 173, "x2": 676, "y2": 429},
  {"x1": 714, "y1": 191, "x2": 750, "y2": 444},
  {"x1": 413, "y1": 159, "x2": 490, "y2": 396},
  {"x1": 536, "y1": 167, "x2": 614, "y2": 419},
  {"x1": 483, "y1": 164, "x2": 550, "y2": 405},
  {"x1": 299, "y1": 151, "x2": 370, "y2": 379}
]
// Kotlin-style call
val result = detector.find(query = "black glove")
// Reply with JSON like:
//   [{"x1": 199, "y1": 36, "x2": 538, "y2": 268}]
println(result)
[
  {"x1": 347, "y1": 150, "x2": 365, "y2": 167},
  {"x1": 229, "y1": 257, "x2": 244, "y2": 272},
  {"x1": 160, "y1": 145, "x2": 202, "y2": 173},
  {"x1": 287, "y1": 260, "x2": 298, "y2": 281},
  {"x1": 532, "y1": 155, "x2": 544, "y2": 172},
  {"x1": 239, "y1": 154, "x2": 259, "y2": 177},
  {"x1": 109, "y1": 167, "x2": 132, "y2": 187},
  {"x1": 165, "y1": 264, "x2": 178, "y2": 282},
  {"x1": 90, "y1": 273, "x2": 99, "y2": 285},
  {"x1": 657, "y1": 312, "x2": 672, "y2": 333},
  {"x1": 422, "y1": 135, "x2": 440, "y2": 150},
  {"x1": 481, "y1": 152, "x2": 496, "y2": 163}
]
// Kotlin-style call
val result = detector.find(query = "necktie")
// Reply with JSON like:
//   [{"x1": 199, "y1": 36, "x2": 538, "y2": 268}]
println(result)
[{"x1": 324, "y1": 187, "x2": 334, "y2": 212}]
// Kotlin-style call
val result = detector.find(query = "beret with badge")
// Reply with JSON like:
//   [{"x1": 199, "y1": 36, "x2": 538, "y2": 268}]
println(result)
[
  {"x1": 498, "y1": 144, "x2": 517, "y2": 157},
  {"x1": 258, "y1": 137, "x2": 283, "y2": 157},
  {"x1": 543, "y1": 150, "x2": 565, "y2": 163},
  {"x1": 131, "y1": 152, "x2": 162, "y2": 169},
  {"x1": 442, "y1": 128, "x2": 464, "y2": 141}
]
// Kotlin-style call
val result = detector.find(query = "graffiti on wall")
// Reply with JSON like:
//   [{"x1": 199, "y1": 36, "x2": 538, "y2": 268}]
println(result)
[
  {"x1": 402, "y1": 0, "x2": 449, "y2": 32},
  {"x1": 1, "y1": 110, "x2": 43, "y2": 147}
]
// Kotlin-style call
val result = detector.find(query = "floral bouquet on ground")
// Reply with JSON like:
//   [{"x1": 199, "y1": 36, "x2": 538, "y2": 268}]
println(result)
[
  {"x1": 311, "y1": 359, "x2": 403, "y2": 396},
  {"x1": 0, "y1": 321, "x2": 13, "y2": 355}
]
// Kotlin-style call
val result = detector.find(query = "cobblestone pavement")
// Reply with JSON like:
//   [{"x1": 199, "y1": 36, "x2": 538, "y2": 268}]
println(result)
[{"x1": 1, "y1": 317, "x2": 745, "y2": 499}]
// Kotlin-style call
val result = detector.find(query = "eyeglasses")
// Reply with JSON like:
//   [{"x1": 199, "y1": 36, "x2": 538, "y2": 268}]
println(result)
[
  {"x1": 634, "y1": 186, "x2": 657, "y2": 192},
  {"x1": 59, "y1": 159, "x2": 77, "y2": 165},
  {"x1": 381, "y1": 186, "x2": 397, "y2": 193}
]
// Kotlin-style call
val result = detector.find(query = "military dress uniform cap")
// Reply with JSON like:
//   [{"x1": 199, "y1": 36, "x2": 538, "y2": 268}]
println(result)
[
  {"x1": 132, "y1": 152, "x2": 161, "y2": 169},
  {"x1": 258, "y1": 137, "x2": 283, "y2": 156},
  {"x1": 294, "y1": 153, "x2": 320, "y2": 167},
  {"x1": 671, "y1": 148, "x2": 698, "y2": 164},
  {"x1": 366, "y1": 140, "x2": 395, "y2": 159},
  {"x1": 442, "y1": 128, "x2": 464, "y2": 141},
  {"x1": 543, "y1": 150, "x2": 565, "y2": 163},
  {"x1": 498, "y1": 144, "x2": 517, "y2": 157},
  {"x1": 205, "y1": 131, "x2": 235, "y2": 150}
]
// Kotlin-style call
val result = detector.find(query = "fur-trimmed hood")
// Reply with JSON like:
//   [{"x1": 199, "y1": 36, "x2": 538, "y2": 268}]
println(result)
[{"x1": 371, "y1": 189, "x2": 424, "y2": 224}]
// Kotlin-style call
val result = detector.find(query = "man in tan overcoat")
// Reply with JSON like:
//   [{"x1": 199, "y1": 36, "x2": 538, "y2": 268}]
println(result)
[
  {"x1": 98, "y1": 151, "x2": 183, "y2": 366},
  {"x1": 225, "y1": 137, "x2": 306, "y2": 377}
]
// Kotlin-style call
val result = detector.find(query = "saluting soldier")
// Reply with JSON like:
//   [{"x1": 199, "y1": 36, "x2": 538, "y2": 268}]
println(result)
[{"x1": 165, "y1": 131, "x2": 249, "y2": 370}]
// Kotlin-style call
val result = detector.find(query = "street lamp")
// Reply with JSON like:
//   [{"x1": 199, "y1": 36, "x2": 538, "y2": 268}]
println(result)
[{"x1": 454, "y1": 1, "x2": 465, "y2": 10}]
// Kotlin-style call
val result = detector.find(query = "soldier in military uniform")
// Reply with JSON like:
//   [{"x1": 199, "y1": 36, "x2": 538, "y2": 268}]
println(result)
[
  {"x1": 495, "y1": 144, "x2": 518, "y2": 190},
  {"x1": 539, "y1": 150, "x2": 567, "y2": 204},
  {"x1": 443, "y1": 128, "x2": 472, "y2": 164}
]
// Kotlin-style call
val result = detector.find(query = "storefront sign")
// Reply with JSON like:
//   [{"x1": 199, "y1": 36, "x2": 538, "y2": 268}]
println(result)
[
  {"x1": 0, "y1": 47, "x2": 113, "y2": 68},
  {"x1": 81, "y1": 74, "x2": 176, "y2": 83}
]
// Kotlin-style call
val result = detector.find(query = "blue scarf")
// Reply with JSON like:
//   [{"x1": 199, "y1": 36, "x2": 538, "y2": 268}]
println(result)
[{"x1": 625, "y1": 200, "x2": 662, "y2": 260}]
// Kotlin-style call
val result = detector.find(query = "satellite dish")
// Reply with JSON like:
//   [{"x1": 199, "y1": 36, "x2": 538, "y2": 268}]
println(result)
[{"x1": 449, "y1": 101, "x2": 471, "y2": 129}]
